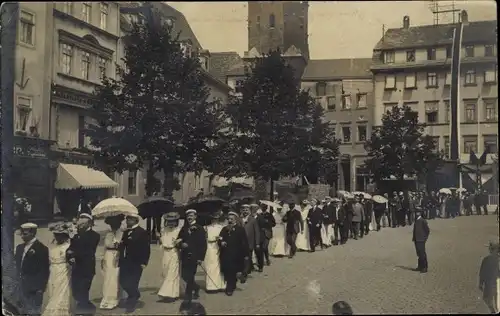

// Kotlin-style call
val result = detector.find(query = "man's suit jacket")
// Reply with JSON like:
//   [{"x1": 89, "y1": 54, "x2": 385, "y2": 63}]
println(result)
[
  {"x1": 257, "y1": 212, "x2": 276, "y2": 240},
  {"x1": 177, "y1": 223, "x2": 207, "y2": 263},
  {"x1": 412, "y1": 217, "x2": 430, "y2": 242},
  {"x1": 119, "y1": 226, "x2": 151, "y2": 267},
  {"x1": 323, "y1": 203, "x2": 335, "y2": 225},
  {"x1": 69, "y1": 229, "x2": 100, "y2": 277},
  {"x1": 351, "y1": 203, "x2": 364, "y2": 223},
  {"x1": 15, "y1": 240, "x2": 50, "y2": 293},
  {"x1": 242, "y1": 216, "x2": 261, "y2": 250},
  {"x1": 283, "y1": 208, "x2": 304, "y2": 235},
  {"x1": 363, "y1": 201, "x2": 373, "y2": 221},
  {"x1": 306, "y1": 207, "x2": 323, "y2": 227},
  {"x1": 331, "y1": 204, "x2": 345, "y2": 223}
]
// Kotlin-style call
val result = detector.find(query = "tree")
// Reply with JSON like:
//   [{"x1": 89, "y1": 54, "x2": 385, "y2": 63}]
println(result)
[
  {"x1": 364, "y1": 105, "x2": 444, "y2": 189},
  {"x1": 208, "y1": 50, "x2": 339, "y2": 198},
  {"x1": 87, "y1": 17, "x2": 223, "y2": 199}
]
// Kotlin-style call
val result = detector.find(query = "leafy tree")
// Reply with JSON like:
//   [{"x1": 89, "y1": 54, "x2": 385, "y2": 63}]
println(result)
[
  {"x1": 364, "y1": 105, "x2": 444, "y2": 188},
  {"x1": 208, "y1": 50, "x2": 339, "y2": 198},
  {"x1": 87, "y1": 17, "x2": 223, "y2": 199}
]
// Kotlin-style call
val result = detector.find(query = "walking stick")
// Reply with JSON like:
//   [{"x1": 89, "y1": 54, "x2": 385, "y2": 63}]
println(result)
[{"x1": 196, "y1": 261, "x2": 220, "y2": 289}]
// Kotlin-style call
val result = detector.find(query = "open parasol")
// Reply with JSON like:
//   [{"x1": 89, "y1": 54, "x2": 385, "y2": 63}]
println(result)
[
  {"x1": 372, "y1": 195, "x2": 388, "y2": 204},
  {"x1": 185, "y1": 195, "x2": 226, "y2": 213},
  {"x1": 92, "y1": 197, "x2": 138, "y2": 219},
  {"x1": 137, "y1": 196, "x2": 174, "y2": 218},
  {"x1": 260, "y1": 200, "x2": 282, "y2": 210},
  {"x1": 439, "y1": 188, "x2": 452, "y2": 195}
]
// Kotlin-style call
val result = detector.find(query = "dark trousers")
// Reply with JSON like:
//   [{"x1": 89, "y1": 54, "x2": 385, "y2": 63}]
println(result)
[
  {"x1": 254, "y1": 243, "x2": 264, "y2": 270},
  {"x1": 341, "y1": 222, "x2": 350, "y2": 243},
  {"x1": 465, "y1": 205, "x2": 473, "y2": 216},
  {"x1": 374, "y1": 212, "x2": 382, "y2": 230},
  {"x1": 119, "y1": 263, "x2": 143, "y2": 302},
  {"x1": 224, "y1": 269, "x2": 238, "y2": 293},
  {"x1": 71, "y1": 272, "x2": 94, "y2": 306},
  {"x1": 407, "y1": 211, "x2": 413, "y2": 225},
  {"x1": 363, "y1": 218, "x2": 371, "y2": 235},
  {"x1": 19, "y1": 287, "x2": 43, "y2": 315},
  {"x1": 286, "y1": 232, "x2": 298, "y2": 256},
  {"x1": 390, "y1": 208, "x2": 398, "y2": 227},
  {"x1": 333, "y1": 222, "x2": 342, "y2": 242},
  {"x1": 398, "y1": 210, "x2": 406, "y2": 226},
  {"x1": 351, "y1": 221, "x2": 360, "y2": 238},
  {"x1": 308, "y1": 226, "x2": 322, "y2": 251},
  {"x1": 475, "y1": 204, "x2": 488, "y2": 215},
  {"x1": 414, "y1": 241, "x2": 428, "y2": 270},
  {"x1": 181, "y1": 260, "x2": 199, "y2": 300},
  {"x1": 261, "y1": 238, "x2": 271, "y2": 263}
]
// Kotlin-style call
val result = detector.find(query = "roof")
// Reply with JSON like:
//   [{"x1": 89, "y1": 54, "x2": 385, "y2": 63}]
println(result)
[
  {"x1": 374, "y1": 20, "x2": 497, "y2": 50},
  {"x1": 208, "y1": 52, "x2": 243, "y2": 82},
  {"x1": 301, "y1": 58, "x2": 373, "y2": 81}
]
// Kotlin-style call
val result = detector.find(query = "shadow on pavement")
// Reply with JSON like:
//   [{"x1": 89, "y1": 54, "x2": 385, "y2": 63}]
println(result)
[{"x1": 394, "y1": 265, "x2": 419, "y2": 272}]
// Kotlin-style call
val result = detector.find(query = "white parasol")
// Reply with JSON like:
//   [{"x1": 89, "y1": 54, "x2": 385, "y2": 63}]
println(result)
[
  {"x1": 92, "y1": 197, "x2": 138, "y2": 218},
  {"x1": 372, "y1": 195, "x2": 388, "y2": 204},
  {"x1": 259, "y1": 200, "x2": 282, "y2": 210},
  {"x1": 353, "y1": 191, "x2": 372, "y2": 200},
  {"x1": 456, "y1": 188, "x2": 467, "y2": 192},
  {"x1": 438, "y1": 188, "x2": 452, "y2": 195},
  {"x1": 337, "y1": 190, "x2": 351, "y2": 197}
]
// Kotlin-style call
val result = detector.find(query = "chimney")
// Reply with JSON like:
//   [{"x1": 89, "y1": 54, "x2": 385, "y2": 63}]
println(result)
[
  {"x1": 461, "y1": 10, "x2": 469, "y2": 25},
  {"x1": 403, "y1": 16, "x2": 410, "y2": 29}
]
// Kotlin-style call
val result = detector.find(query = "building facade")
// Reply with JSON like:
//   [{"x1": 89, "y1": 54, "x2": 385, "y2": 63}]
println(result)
[
  {"x1": 371, "y1": 13, "x2": 498, "y2": 192},
  {"x1": 301, "y1": 58, "x2": 374, "y2": 192}
]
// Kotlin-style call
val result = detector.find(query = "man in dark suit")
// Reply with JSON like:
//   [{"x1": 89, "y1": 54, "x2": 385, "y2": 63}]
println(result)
[
  {"x1": 257, "y1": 203, "x2": 276, "y2": 266},
  {"x1": 330, "y1": 198, "x2": 345, "y2": 245},
  {"x1": 119, "y1": 213, "x2": 150, "y2": 311},
  {"x1": 177, "y1": 209, "x2": 207, "y2": 303},
  {"x1": 68, "y1": 213, "x2": 101, "y2": 311},
  {"x1": 14, "y1": 223, "x2": 50, "y2": 315},
  {"x1": 241, "y1": 204, "x2": 261, "y2": 273},
  {"x1": 284, "y1": 203, "x2": 304, "y2": 257},
  {"x1": 307, "y1": 200, "x2": 324, "y2": 251},
  {"x1": 412, "y1": 208, "x2": 430, "y2": 273},
  {"x1": 389, "y1": 192, "x2": 401, "y2": 228},
  {"x1": 361, "y1": 197, "x2": 373, "y2": 237}
]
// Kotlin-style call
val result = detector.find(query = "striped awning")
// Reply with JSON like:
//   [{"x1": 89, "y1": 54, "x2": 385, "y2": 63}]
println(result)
[{"x1": 55, "y1": 163, "x2": 118, "y2": 190}]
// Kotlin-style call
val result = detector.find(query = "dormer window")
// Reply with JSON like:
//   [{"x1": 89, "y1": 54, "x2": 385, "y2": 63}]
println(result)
[
  {"x1": 269, "y1": 14, "x2": 275, "y2": 28},
  {"x1": 316, "y1": 82, "x2": 326, "y2": 97},
  {"x1": 406, "y1": 50, "x2": 415, "y2": 62},
  {"x1": 384, "y1": 51, "x2": 395, "y2": 64},
  {"x1": 180, "y1": 42, "x2": 192, "y2": 58}
]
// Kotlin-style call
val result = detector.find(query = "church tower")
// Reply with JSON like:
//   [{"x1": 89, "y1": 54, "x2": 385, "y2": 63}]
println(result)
[{"x1": 246, "y1": 1, "x2": 310, "y2": 79}]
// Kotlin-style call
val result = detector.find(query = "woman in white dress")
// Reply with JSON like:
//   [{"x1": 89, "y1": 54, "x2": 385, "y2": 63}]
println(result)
[
  {"x1": 319, "y1": 203, "x2": 332, "y2": 247},
  {"x1": 43, "y1": 223, "x2": 73, "y2": 316},
  {"x1": 270, "y1": 204, "x2": 290, "y2": 257},
  {"x1": 296, "y1": 201, "x2": 311, "y2": 251},
  {"x1": 99, "y1": 215, "x2": 124, "y2": 310},
  {"x1": 158, "y1": 212, "x2": 182, "y2": 302},
  {"x1": 204, "y1": 210, "x2": 226, "y2": 292}
]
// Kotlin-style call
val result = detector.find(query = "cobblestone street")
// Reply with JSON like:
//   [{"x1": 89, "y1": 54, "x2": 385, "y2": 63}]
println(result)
[{"x1": 40, "y1": 214, "x2": 496, "y2": 315}]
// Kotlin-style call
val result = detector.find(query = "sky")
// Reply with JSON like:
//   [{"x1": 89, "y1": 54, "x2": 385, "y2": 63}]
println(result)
[{"x1": 167, "y1": 1, "x2": 497, "y2": 60}]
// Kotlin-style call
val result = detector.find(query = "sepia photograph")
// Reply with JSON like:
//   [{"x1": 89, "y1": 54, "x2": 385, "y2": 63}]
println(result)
[{"x1": 1, "y1": 1, "x2": 498, "y2": 315}]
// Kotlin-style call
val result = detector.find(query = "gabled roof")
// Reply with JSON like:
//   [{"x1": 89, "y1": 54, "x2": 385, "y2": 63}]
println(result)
[
  {"x1": 208, "y1": 52, "x2": 243, "y2": 82},
  {"x1": 373, "y1": 20, "x2": 497, "y2": 51},
  {"x1": 301, "y1": 58, "x2": 373, "y2": 81}
]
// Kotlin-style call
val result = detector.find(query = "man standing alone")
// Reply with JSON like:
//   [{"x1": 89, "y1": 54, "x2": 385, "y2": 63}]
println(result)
[{"x1": 412, "y1": 208, "x2": 430, "y2": 273}]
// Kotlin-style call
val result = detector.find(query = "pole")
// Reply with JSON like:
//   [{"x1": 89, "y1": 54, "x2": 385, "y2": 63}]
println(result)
[{"x1": 1, "y1": 1, "x2": 19, "y2": 306}]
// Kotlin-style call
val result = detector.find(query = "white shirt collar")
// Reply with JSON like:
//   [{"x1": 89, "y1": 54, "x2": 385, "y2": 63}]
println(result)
[
  {"x1": 188, "y1": 221, "x2": 196, "y2": 226},
  {"x1": 128, "y1": 224, "x2": 139, "y2": 230},
  {"x1": 25, "y1": 237, "x2": 37, "y2": 247},
  {"x1": 242, "y1": 216, "x2": 249, "y2": 222}
]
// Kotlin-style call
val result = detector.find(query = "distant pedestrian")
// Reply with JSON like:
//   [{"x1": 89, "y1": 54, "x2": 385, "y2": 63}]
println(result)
[
  {"x1": 412, "y1": 208, "x2": 430, "y2": 273},
  {"x1": 479, "y1": 241, "x2": 499, "y2": 314}
]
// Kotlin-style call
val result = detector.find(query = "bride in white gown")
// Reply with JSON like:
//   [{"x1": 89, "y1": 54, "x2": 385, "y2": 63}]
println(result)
[
  {"x1": 100, "y1": 215, "x2": 124, "y2": 310},
  {"x1": 270, "y1": 204, "x2": 290, "y2": 257},
  {"x1": 296, "y1": 201, "x2": 311, "y2": 251},
  {"x1": 158, "y1": 212, "x2": 182, "y2": 301},
  {"x1": 43, "y1": 223, "x2": 73, "y2": 316}
]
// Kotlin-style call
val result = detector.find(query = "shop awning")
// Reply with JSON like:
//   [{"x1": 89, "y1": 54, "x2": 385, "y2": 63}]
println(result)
[{"x1": 55, "y1": 163, "x2": 118, "y2": 190}]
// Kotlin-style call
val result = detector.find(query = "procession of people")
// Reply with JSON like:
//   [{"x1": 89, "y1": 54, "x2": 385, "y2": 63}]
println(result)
[{"x1": 10, "y1": 187, "x2": 495, "y2": 315}]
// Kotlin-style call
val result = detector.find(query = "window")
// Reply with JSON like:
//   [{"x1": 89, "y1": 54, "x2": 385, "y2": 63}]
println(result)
[
  {"x1": 78, "y1": 115, "x2": 85, "y2": 148},
  {"x1": 444, "y1": 100, "x2": 450, "y2": 123},
  {"x1": 384, "y1": 103, "x2": 397, "y2": 114},
  {"x1": 404, "y1": 73, "x2": 416, "y2": 89},
  {"x1": 342, "y1": 95, "x2": 352, "y2": 110},
  {"x1": 444, "y1": 136, "x2": 450, "y2": 158},
  {"x1": 464, "y1": 101, "x2": 477, "y2": 122},
  {"x1": 427, "y1": 48, "x2": 436, "y2": 60},
  {"x1": 61, "y1": 43, "x2": 73, "y2": 74},
  {"x1": 406, "y1": 50, "x2": 415, "y2": 62},
  {"x1": 180, "y1": 42, "x2": 192, "y2": 58},
  {"x1": 127, "y1": 171, "x2": 138, "y2": 195},
  {"x1": 81, "y1": 51, "x2": 91, "y2": 80},
  {"x1": 431, "y1": 136, "x2": 440, "y2": 152},
  {"x1": 425, "y1": 101, "x2": 439, "y2": 124},
  {"x1": 63, "y1": 2, "x2": 73, "y2": 15},
  {"x1": 315, "y1": 97, "x2": 323, "y2": 107},
  {"x1": 357, "y1": 125, "x2": 367, "y2": 142},
  {"x1": 234, "y1": 80, "x2": 244, "y2": 94},
  {"x1": 98, "y1": 57, "x2": 107, "y2": 81},
  {"x1": 384, "y1": 75, "x2": 395, "y2": 89},
  {"x1": 355, "y1": 167, "x2": 369, "y2": 192},
  {"x1": 82, "y1": 2, "x2": 92, "y2": 23},
  {"x1": 100, "y1": 3, "x2": 108, "y2": 30},
  {"x1": 256, "y1": 16, "x2": 261, "y2": 25},
  {"x1": 316, "y1": 82, "x2": 326, "y2": 96},
  {"x1": 427, "y1": 72, "x2": 438, "y2": 87},
  {"x1": 445, "y1": 72, "x2": 452, "y2": 85},
  {"x1": 384, "y1": 51, "x2": 395, "y2": 64},
  {"x1": 269, "y1": 14, "x2": 275, "y2": 28},
  {"x1": 446, "y1": 46, "x2": 452, "y2": 58},
  {"x1": 463, "y1": 137, "x2": 477, "y2": 154},
  {"x1": 484, "y1": 67, "x2": 497, "y2": 83},
  {"x1": 484, "y1": 99, "x2": 498, "y2": 121},
  {"x1": 484, "y1": 44, "x2": 494, "y2": 57},
  {"x1": 465, "y1": 45, "x2": 474, "y2": 57},
  {"x1": 357, "y1": 94, "x2": 367, "y2": 108},
  {"x1": 327, "y1": 96, "x2": 336, "y2": 110},
  {"x1": 464, "y1": 69, "x2": 476, "y2": 85},
  {"x1": 19, "y1": 11, "x2": 35, "y2": 45},
  {"x1": 483, "y1": 135, "x2": 498, "y2": 153},
  {"x1": 16, "y1": 96, "x2": 32, "y2": 132},
  {"x1": 342, "y1": 126, "x2": 351, "y2": 143}
]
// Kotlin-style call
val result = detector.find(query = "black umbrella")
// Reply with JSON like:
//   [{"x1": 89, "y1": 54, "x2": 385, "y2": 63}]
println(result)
[
  {"x1": 185, "y1": 195, "x2": 226, "y2": 213},
  {"x1": 137, "y1": 196, "x2": 174, "y2": 218},
  {"x1": 229, "y1": 189, "x2": 255, "y2": 202}
]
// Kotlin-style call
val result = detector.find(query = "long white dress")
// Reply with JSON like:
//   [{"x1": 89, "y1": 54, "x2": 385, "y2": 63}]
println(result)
[
  {"x1": 318, "y1": 205, "x2": 331, "y2": 247},
  {"x1": 204, "y1": 223, "x2": 226, "y2": 291},
  {"x1": 158, "y1": 226, "x2": 182, "y2": 298},
  {"x1": 42, "y1": 242, "x2": 72, "y2": 316},
  {"x1": 296, "y1": 206, "x2": 311, "y2": 251},
  {"x1": 270, "y1": 208, "x2": 290, "y2": 256},
  {"x1": 100, "y1": 230, "x2": 123, "y2": 310}
]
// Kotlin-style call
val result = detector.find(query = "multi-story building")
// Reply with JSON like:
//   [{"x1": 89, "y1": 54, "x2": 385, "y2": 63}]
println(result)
[
  {"x1": 301, "y1": 58, "x2": 374, "y2": 192},
  {"x1": 370, "y1": 12, "x2": 498, "y2": 192}
]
